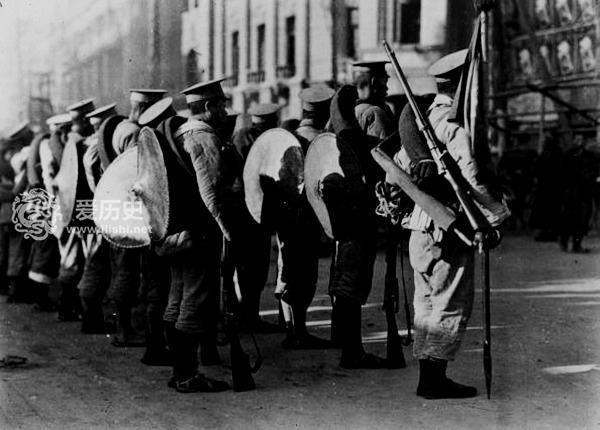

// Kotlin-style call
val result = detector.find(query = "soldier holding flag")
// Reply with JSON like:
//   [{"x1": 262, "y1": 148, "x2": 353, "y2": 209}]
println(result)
[{"x1": 387, "y1": 49, "x2": 509, "y2": 399}]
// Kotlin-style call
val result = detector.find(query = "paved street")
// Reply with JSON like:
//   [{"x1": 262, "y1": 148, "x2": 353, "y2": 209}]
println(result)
[{"x1": 1, "y1": 234, "x2": 599, "y2": 430}]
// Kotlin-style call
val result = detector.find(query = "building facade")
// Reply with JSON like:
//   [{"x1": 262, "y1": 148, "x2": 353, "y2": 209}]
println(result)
[
  {"x1": 181, "y1": 0, "x2": 476, "y2": 119},
  {"x1": 182, "y1": 0, "x2": 359, "y2": 118}
]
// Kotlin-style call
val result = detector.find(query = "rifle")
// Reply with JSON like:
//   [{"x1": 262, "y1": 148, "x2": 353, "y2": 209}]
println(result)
[
  {"x1": 382, "y1": 40, "x2": 494, "y2": 398},
  {"x1": 383, "y1": 225, "x2": 406, "y2": 369},
  {"x1": 221, "y1": 239, "x2": 262, "y2": 392}
]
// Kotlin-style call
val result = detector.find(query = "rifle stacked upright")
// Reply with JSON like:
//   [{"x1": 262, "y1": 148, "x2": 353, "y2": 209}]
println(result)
[{"x1": 221, "y1": 239, "x2": 262, "y2": 392}]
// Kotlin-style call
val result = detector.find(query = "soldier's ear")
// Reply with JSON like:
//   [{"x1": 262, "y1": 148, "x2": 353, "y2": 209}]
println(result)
[{"x1": 204, "y1": 100, "x2": 212, "y2": 113}]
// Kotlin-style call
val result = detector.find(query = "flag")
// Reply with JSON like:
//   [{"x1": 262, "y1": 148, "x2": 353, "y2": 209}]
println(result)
[{"x1": 448, "y1": 16, "x2": 492, "y2": 166}]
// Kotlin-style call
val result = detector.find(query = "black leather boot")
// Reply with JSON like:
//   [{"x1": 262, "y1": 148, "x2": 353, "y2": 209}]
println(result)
[
  {"x1": 80, "y1": 298, "x2": 111, "y2": 334},
  {"x1": 141, "y1": 304, "x2": 171, "y2": 366},
  {"x1": 416, "y1": 358, "x2": 477, "y2": 399},
  {"x1": 336, "y1": 296, "x2": 385, "y2": 369}
]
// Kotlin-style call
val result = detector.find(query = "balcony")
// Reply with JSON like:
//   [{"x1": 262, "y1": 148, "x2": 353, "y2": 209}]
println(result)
[
  {"x1": 276, "y1": 64, "x2": 296, "y2": 79},
  {"x1": 247, "y1": 70, "x2": 265, "y2": 84},
  {"x1": 222, "y1": 74, "x2": 239, "y2": 88}
]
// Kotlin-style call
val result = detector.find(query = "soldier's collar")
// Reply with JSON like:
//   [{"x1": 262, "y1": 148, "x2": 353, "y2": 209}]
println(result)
[
  {"x1": 431, "y1": 94, "x2": 453, "y2": 107},
  {"x1": 299, "y1": 118, "x2": 315, "y2": 127}
]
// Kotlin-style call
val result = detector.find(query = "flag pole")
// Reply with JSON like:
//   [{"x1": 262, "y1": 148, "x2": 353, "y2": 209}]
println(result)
[{"x1": 475, "y1": 0, "x2": 496, "y2": 401}]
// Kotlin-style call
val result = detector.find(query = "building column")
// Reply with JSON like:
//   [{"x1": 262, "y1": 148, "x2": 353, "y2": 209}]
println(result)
[
  {"x1": 240, "y1": 0, "x2": 250, "y2": 85},
  {"x1": 265, "y1": 0, "x2": 278, "y2": 83},
  {"x1": 296, "y1": 0, "x2": 309, "y2": 80}
]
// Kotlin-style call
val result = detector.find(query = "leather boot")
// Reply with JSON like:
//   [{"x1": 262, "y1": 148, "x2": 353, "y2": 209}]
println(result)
[
  {"x1": 57, "y1": 280, "x2": 81, "y2": 321},
  {"x1": 199, "y1": 335, "x2": 221, "y2": 366},
  {"x1": 141, "y1": 304, "x2": 171, "y2": 366},
  {"x1": 80, "y1": 298, "x2": 110, "y2": 334},
  {"x1": 7, "y1": 277, "x2": 32, "y2": 304},
  {"x1": 31, "y1": 281, "x2": 55, "y2": 311},
  {"x1": 166, "y1": 327, "x2": 198, "y2": 388},
  {"x1": 336, "y1": 296, "x2": 385, "y2": 369},
  {"x1": 416, "y1": 358, "x2": 477, "y2": 399},
  {"x1": 281, "y1": 304, "x2": 334, "y2": 350}
]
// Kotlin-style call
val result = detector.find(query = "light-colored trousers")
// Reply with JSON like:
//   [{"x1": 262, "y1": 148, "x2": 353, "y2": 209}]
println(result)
[{"x1": 409, "y1": 230, "x2": 474, "y2": 361}]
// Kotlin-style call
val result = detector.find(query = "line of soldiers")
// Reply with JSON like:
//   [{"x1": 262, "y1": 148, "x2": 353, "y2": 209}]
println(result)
[{"x1": 1, "y1": 47, "x2": 508, "y2": 398}]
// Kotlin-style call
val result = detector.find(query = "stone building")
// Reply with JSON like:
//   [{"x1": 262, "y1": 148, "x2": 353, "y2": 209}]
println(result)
[
  {"x1": 47, "y1": 0, "x2": 186, "y2": 115},
  {"x1": 181, "y1": 0, "x2": 477, "y2": 119},
  {"x1": 182, "y1": 0, "x2": 359, "y2": 118}
]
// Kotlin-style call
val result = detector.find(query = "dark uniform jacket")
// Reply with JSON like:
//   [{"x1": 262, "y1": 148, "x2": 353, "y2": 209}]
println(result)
[
  {"x1": 175, "y1": 118, "x2": 243, "y2": 242},
  {"x1": 232, "y1": 124, "x2": 268, "y2": 160}
]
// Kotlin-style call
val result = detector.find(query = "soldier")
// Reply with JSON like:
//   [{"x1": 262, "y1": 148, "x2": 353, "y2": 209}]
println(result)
[
  {"x1": 232, "y1": 103, "x2": 281, "y2": 332},
  {"x1": 353, "y1": 61, "x2": 396, "y2": 141},
  {"x1": 39, "y1": 114, "x2": 72, "y2": 194},
  {"x1": 134, "y1": 97, "x2": 177, "y2": 366},
  {"x1": 112, "y1": 89, "x2": 166, "y2": 154},
  {"x1": 276, "y1": 85, "x2": 335, "y2": 349},
  {"x1": 558, "y1": 133, "x2": 599, "y2": 252},
  {"x1": 0, "y1": 137, "x2": 18, "y2": 297},
  {"x1": 55, "y1": 98, "x2": 96, "y2": 321},
  {"x1": 323, "y1": 59, "x2": 399, "y2": 368},
  {"x1": 77, "y1": 103, "x2": 119, "y2": 334},
  {"x1": 3, "y1": 122, "x2": 34, "y2": 303},
  {"x1": 391, "y1": 50, "x2": 509, "y2": 399},
  {"x1": 324, "y1": 85, "x2": 387, "y2": 369},
  {"x1": 108, "y1": 89, "x2": 164, "y2": 347},
  {"x1": 160, "y1": 78, "x2": 237, "y2": 392},
  {"x1": 232, "y1": 103, "x2": 280, "y2": 159},
  {"x1": 26, "y1": 120, "x2": 64, "y2": 312}
]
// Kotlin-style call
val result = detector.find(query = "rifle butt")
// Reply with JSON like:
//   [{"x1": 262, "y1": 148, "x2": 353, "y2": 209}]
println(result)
[{"x1": 371, "y1": 147, "x2": 456, "y2": 231}]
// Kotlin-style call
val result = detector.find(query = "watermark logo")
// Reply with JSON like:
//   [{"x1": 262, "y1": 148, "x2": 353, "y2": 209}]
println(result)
[{"x1": 12, "y1": 188, "x2": 57, "y2": 240}]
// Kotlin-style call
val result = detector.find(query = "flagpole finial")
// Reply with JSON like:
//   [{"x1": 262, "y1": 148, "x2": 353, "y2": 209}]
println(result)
[{"x1": 474, "y1": 0, "x2": 496, "y2": 13}]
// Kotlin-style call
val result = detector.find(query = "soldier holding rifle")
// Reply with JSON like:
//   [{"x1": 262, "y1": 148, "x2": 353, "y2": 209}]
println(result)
[{"x1": 377, "y1": 46, "x2": 509, "y2": 399}]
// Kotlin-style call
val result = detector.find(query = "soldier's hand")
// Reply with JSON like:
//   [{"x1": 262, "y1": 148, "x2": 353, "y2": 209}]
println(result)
[
  {"x1": 381, "y1": 179, "x2": 403, "y2": 201},
  {"x1": 412, "y1": 159, "x2": 437, "y2": 184},
  {"x1": 482, "y1": 228, "x2": 502, "y2": 250}
]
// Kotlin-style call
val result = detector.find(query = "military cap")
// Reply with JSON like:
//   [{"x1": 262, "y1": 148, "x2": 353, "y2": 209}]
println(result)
[
  {"x1": 248, "y1": 103, "x2": 280, "y2": 118},
  {"x1": 8, "y1": 121, "x2": 31, "y2": 140},
  {"x1": 67, "y1": 98, "x2": 96, "y2": 119},
  {"x1": 138, "y1": 97, "x2": 177, "y2": 127},
  {"x1": 299, "y1": 85, "x2": 335, "y2": 111},
  {"x1": 428, "y1": 49, "x2": 468, "y2": 82},
  {"x1": 181, "y1": 78, "x2": 227, "y2": 104},
  {"x1": 46, "y1": 113, "x2": 72, "y2": 127},
  {"x1": 129, "y1": 89, "x2": 167, "y2": 104},
  {"x1": 352, "y1": 60, "x2": 390, "y2": 76},
  {"x1": 86, "y1": 103, "x2": 117, "y2": 120}
]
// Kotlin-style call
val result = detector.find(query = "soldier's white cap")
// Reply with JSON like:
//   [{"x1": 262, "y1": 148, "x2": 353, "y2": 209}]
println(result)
[
  {"x1": 7, "y1": 121, "x2": 31, "y2": 140},
  {"x1": 139, "y1": 97, "x2": 176, "y2": 127},
  {"x1": 428, "y1": 49, "x2": 468, "y2": 83},
  {"x1": 67, "y1": 98, "x2": 96, "y2": 119},
  {"x1": 181, "y1": 78, "x2": 227, "y2": 104},
  {"x1": 299, "y1": 85, "x2": 335, "y2": 111},
  {"x1": 46, "y1": 113, "x2": 72, "y2": 127},
  {"x1": 129, "y1": 89, "x2": 167, "y2": 103},
  {"x1": 352, "y1": 60, "x2": 390, "y2": 76},
  {"x1": 86, "y1": 103, "x2": 117, "y2": 120},
  {"x1": 247, "y1": 103, "x2": 280, "y2": 118}
]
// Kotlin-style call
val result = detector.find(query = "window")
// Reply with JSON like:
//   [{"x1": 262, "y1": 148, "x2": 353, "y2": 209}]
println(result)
[
  {"x1": 377, "y1": 0, "x2": 387, "y2": 42},
  {"x1": 186, "y1": 50, "x2": 200, "y2": 85},
  {"x1": 231, "y1": 31, "x2": 240, "y2": 79},
  {"x1": 346, "y1": 7, "x2": 359, "y2": 58},
  {"x1": 393, "y1": 0, "x2": 421, "y2": 44},
  {"x1": 286, "y1": 16, "x2": 296, "y2": 70},
  {"x1": 257, "y1": 24, "x2": 265, "y2": 71}
]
